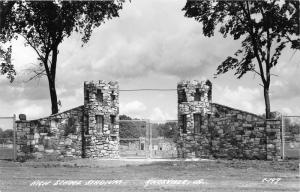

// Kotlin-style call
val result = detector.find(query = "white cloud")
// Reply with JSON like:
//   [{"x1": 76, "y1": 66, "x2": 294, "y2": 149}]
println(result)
[
  {"x1": 271, "y1": 80, "x2": 284, "y2": 87},
  {"x1": 0, "y1": 98, "x2": 50, "y2": 120},
  {"x1": 282, "y1": 107, "x2": 293, "y2": 115},
  {"x1": 57, "y1": 87, "x2": 84, "y2": 113},
  {"x1": 214, "y1": 85, "x2": 264, "y2": 114},
  {"x1": 21, "y1": 104, "x2": 45, "y2": 118},
  {"x1": 1, "y1": 0, "x2": 299, "y2": 121},
  {"x1": 120, "y1": 100, "x2": 147, "y2": 118},
  {"x1": 271, "y1": 79, "x2": 300, "y2": 101},
  {"x1": 149, "y1": 107, "x2": 173, "y2": 122}
]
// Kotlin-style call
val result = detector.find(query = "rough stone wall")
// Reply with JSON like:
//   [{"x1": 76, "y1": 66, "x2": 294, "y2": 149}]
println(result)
[
  {"x1": 177, "y1": 80, "x2": 212, "y2": 158},
  {"x1": 16, "y1": 106, "x2": 84, "y2": 160},
  {"x1": 209, "y1": 103, "x2": 267, "y2": 159},
  {"x1": 83, "y1": 80, "x2": 119, "y2": 158},
  {"x1": 177, "y1": 80, "x2": 282, "y2": 160},
  {"x1": 16, "y1": 80, "x2": 120, "y2": 161}
]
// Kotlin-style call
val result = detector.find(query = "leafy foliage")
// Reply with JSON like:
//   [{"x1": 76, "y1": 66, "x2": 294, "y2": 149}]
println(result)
[
  {"x1": 0, "y1": 0, "x2": 124, "y2": 114},
  {"x1": 152, "y1": 122, "x2": 178, "y2": 139},
  {"x1": 0, "y1": 128, "x2": 13, "y2": 138},
  {"x1": 119, "y1": 121, "x2": 146, "y2": 139},
  {"x1": 119, "y1": 114, "x2": 178, "y2": 139},
  {"x1": 284, "y1": 118, "x2": 300, "y2": 135},
  {"x1": 184, "y1": 0, "x2": 299, "y2": 78},
  {"x1": 119, "y1": 115, "x2": 133, "y2": 120},
  {"x1": 1, "y1": 1, "x2": 125, "y2": 52},
  {"x1": 183, "y1": 0, "x2": 299, "y2": 118},
  {"x1": 0, "y1": 46, "x2": 15, "y2": 82}
]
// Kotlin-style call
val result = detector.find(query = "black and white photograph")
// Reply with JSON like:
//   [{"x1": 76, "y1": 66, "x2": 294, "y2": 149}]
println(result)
[{"x1": 0, "y1": 0, "x2": 299, "y2": 191}]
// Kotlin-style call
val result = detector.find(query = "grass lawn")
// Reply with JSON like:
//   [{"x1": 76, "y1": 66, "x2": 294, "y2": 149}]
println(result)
[{"x1": 0, "y1": 159, "x2": 299, "y2": 192}]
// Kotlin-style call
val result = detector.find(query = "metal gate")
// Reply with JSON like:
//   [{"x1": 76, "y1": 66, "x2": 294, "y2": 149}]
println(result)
[
  {"x1": 0, "y1": 115, "x2": 16, "y2": 161},
  {"x1": 118, "y1": 119, "x2": 178, "y2": 159},
  {"x1": 149, "y1": 120, "x2": 178, "y2": 159},
  {"x1": 119, "y1": 119, "x2": 150, "y2": 158},
  {"x1": 281, "y1": 115, "x2": 300, "y2": 159}
]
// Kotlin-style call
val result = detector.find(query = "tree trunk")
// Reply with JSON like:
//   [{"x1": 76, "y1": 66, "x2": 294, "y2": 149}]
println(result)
[
  {"x1": 263, "y1": 85, "x2": 271, "y2": 119},
  {"x1": 48, "y1": 46, "x2": 59, "y2": 114},
  {"x1": 48, "y1": 78, "x2": 58, "y2": 114}
]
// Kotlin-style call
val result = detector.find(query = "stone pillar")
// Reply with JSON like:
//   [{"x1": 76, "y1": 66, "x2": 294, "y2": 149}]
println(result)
[
  {"x1": 177, "y1": 80, "x2": 212, "y2": 158},
  {"x1": 83, "y1": 80, "x2": 119, "y2": 158},
  {"x1": 16, "y1": 120, "x2": 36, "y2": 161},
  {"x1": 266, "y1": 119, "x2": 282, "y2": 160}
]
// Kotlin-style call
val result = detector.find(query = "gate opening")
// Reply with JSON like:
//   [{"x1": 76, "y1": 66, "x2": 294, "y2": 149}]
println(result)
[
  {"x1": 119, "y1": 119, "x2": 149, "y2": 158},
  {"x1": 149, "y1": 120, "x2": 177, "y2": 159},
  {"x1": 119, "y1": 119, "x2": 178, "y2": 159}
]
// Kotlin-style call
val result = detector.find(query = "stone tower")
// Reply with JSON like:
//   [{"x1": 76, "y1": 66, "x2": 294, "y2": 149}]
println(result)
[
  {"x1": 83, "y1": 80, "x2": 119, "y2": 158},
  {"x1": 177, "y1": 80, "x2": 212, "y2": 158}
]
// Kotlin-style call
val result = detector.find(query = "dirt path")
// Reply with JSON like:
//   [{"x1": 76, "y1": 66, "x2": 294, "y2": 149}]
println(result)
[{"x1": 0, "y1": 159, "x2": 299, "y2": 192}]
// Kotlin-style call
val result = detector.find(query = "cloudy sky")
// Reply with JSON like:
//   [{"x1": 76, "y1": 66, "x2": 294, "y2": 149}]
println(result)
[{"x1": 0, "y1": 0, "x2": 299, "y2": 129}]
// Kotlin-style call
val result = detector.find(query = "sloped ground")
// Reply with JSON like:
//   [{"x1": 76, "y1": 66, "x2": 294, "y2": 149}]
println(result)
[{"x1": 0, "y1": 159, "x2": 299, "y2": 192}]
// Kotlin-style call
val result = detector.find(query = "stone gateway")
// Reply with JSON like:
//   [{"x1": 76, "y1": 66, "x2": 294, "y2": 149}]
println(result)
[{"x1": 16, "y1": 80, "x2": 282, "y2": 161}]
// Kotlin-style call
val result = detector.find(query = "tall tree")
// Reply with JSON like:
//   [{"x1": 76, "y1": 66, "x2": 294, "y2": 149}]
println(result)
[
  {"x1": 183, "y1": 0, "x2": 299, "y2": 118},
  {"x1": 0, "y1": 0, "x2": 124, "y2": 114}
]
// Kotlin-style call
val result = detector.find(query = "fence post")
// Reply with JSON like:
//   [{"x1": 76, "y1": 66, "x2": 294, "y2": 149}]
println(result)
[
  {"x1": 145, "y1": 119, "x2": 151, "y2": 159},
  {"x1": 281, "y1": 115, "x2": 285, "y2": 160},
  {"x1": 13, "y1": 114, "x2": 16, "y2": 161},
  {"x1": 149, "y1": 120, "x2": 152, "y2": 159}
]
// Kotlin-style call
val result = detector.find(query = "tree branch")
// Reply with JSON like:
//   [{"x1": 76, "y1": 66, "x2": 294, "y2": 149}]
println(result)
[
  {"x1": 20, "y1": 34, "x2": 44, "y2": 61},
  {"x1": 25, "y1": 68, "x2": 46, "y2": 82},
  {"x1": 271, "y1": 73, "x2": 279, "y2": 77},
  {"x1": 20, "y1": 34, "x2": 53, "y2": 69},
  {"x1": 258, "y1": 5, "x2": 272, "y2": 72},
  {"x1": 243, "y1": 1, "x2": 267, "y2": 85},
  {"x1": 251, "y1": 68, "x2": 262, "y2": 77}
]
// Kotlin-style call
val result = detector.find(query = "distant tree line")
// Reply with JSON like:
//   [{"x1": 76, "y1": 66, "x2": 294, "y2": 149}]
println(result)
[
  {"x1": 0, "y1": 128, "x2": 13, "y2": 144},
  {"x1": 119, "y1": 115, "x2": 146, "y2": 139},
  {"x1": 119, "y1": 115, "x2": 178, "y2": 139},
  {"x1": 284, "y1": 118, "x2": 300, "y2": 135}
]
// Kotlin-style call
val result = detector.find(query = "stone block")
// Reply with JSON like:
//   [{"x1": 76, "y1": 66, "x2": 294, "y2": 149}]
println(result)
[
  {"x1": 33, "y1": 152, "x2": 43, "y2": 159},
  {"x1": 19, "y1": 114, "x2": 27, "y2": 121},
  {"x1": 34, "y1": 133, "x2": 40, "y2": 139},
  {"x1": 45, "y1": 149, "x2": 54, "y2": 153},
  {"x1": 246, "y1": 115, "x2": 252, "y2": 121},
  {"x1": 242, "y1": 124, "x2": 252, "y2": 128},
  {"x1": 267, "y1": 144, "x2": 274, "y2": 149},
  {"x1": 65, "y1": 138, "x2": 72, "y2": 146}
]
